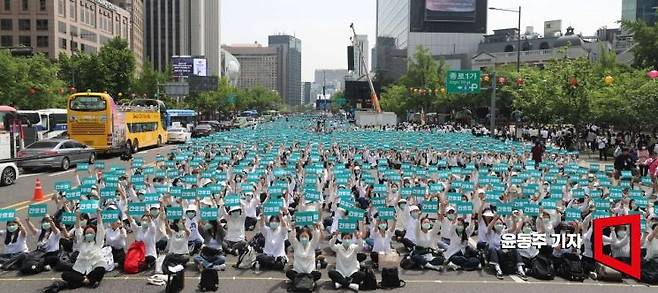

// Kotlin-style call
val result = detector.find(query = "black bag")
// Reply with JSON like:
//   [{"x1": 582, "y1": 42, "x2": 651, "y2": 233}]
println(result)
[
  {"x1": 0, "y1": 252, "x2": 25, "y2": 271},
  {"x1": 163, "y1": 254, "x2": 188, "y2": 275},
  {"x1": 378, "y1": 267, "x2": 405, "y2": 289},
  {"x1": 556, "y1": 253, "x2": 585, "y2": 282},
  {"x1": 165, "y1": 270, "x2": 185, "y2": 293},
  {"x1": 529, "y1": 254, "x2": 554, "y2": 280},
  {"x1": 595, "y1": 263, "x2": 622, "y2": 282},
  {"x1": 498, "y1": 249, "x2": 517, "y2": 275},
  {"x1": 249, "y1": 233, "x2": 265, "y2": 253},
  {"x1": 288, "y1": 273, "x2": 315, "y2": 292},
  {"x1": 399, "y1": 256, "x2": 416, "y2": 270},
  {"x1": 198, "y1": 269, "x2": 219, "y2": 292},
  {"x1": 54, "y1": 251, "x2": 78, "y2": 272},
  {"x1": 360, "y1": 267, "x2": 378, "y2": 291},
  {"x1": 641, "y1": 259, "x2": 658, "y2": 285},
  {"x1": 19, "y1": 251, "x2": 45, "y2": 275}
]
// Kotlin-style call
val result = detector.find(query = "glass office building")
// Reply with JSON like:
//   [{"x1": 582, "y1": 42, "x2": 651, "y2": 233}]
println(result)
[{"x1": 622, "y1": 0, "x2": 658, "y2": 25}]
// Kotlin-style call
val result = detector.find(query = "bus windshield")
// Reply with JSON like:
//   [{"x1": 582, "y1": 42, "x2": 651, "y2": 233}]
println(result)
[
  {"x1": 70, "y1": 96, "x2": 107, "y2": 111},
  {"x1": 48, "y1": 113, "x2": 67, "y2": 130},
  {"x1": 19, "y1": 112, "x2": 40, "y2": 126}
]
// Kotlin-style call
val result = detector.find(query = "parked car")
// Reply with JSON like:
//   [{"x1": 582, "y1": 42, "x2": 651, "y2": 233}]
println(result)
[
  {"x1": 17, "y1": 139, "x2": 95, "y2": 171},
  {"x1": 0, "y1": 162, "x2": 18, "y2": 186},
  {"x1": 191, "y1": 124, "x2": 213, "y2": 137},
  {"x1": 167, "y1": 127, "x2": 191, "y2": 143},
  {"x1": 199, "y1": 120, "x2": 223, "y2": 132}
]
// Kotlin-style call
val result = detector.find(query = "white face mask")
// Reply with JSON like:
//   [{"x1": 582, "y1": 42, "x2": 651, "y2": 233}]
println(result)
[{"x1": 616, "y1": 230, "x2": 627, "y2": 238}]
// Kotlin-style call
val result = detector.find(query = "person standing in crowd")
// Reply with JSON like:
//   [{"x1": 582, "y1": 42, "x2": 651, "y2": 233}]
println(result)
[
  {"x1": 531, "y1": 141, "x2": 545, "y2": 169},
  {"x1": 597, "y1": 135, "x2": 609, "y2": 161}
]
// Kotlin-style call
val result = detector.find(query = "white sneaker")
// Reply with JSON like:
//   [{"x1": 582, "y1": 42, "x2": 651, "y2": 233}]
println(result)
[
  {"x1": 589, "y1": 271, "x2": 598, "y2": 280},
  {"x1": 348, "y1": 283, "x2": 359, "y2": 292},
  {"x1": 447, "y1": 262, "x2": 459, "y2": 271},
  {"x1": 334, "y1": 282, "x2": 343, "y2": 289},
  {"x1": 213, "y1": 264, "x2": 226, "y2": 271},
  {"x1": 424, "y1": 263, "x2": 443, "y2": 271},
  {"x1": 43, "y1": 265, "x2": 51, "y2": 271}
]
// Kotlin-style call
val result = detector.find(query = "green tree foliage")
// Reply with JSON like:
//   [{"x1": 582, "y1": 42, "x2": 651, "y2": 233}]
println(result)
[
  {"x1": 621, "y1": 20, "x2": 658, "y2": 69},
  {"x1": 132, "y1": 61, "x2": 170, "y2": 98},
  {"x1": 0, "y1": 51, "x2": 65, "y2": 109}
]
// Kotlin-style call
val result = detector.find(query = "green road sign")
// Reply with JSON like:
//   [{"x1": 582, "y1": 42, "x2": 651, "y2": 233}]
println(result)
[{"x1": 446, "y1": 70, "x2": 481, "y2": 94}]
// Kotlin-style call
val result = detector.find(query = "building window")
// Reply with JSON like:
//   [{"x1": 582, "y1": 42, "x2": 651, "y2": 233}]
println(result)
[
  {"x1": 0, "y1": 19, "x2": 11, "y2": 30},
  {"x1": 21, "y1": 0, "x2": 28, "y2": 11},
  {"x1": 36, "y1": 35, "x2": 48, "y2": 47},
  {"x1": 58, "y1": 21, "x2": 66, "y2": 33},
  {"x1": 18, "y1": 19, "x2": 30, "y2": 31},
  {"x1": 539, "y1": 42, "x2": 550, "y2": 50},
  {"x1": 39, "y1": 0, "x2": 46, "y2": 11},
  {"x1": 504, "y1": 44, "x2": 515, "y2": 52},
  {"x1": 70, "y1": 40, "x2": 77, "y2": 50},
  {"x1": 57, "y1": 0, "x2": 65, "y2": 16},
  {"x1": 18, "y1": 35, "x2": 30, "y2": 47},
  {"x1": 3, "y1": 0, "x2": 9, "y2": 11},
  {"x1": 69, "y1": 0, "x2": 76, "y2": 19},
  {"x1": 36, "y1": 19, "x2": 48, "y2": 30},
  {"x1": 59, "y1": 37, "x2": 67, "y2": 49},
  {"x1": 1, "y1": 35, "x2": 11, "y2": 47}
]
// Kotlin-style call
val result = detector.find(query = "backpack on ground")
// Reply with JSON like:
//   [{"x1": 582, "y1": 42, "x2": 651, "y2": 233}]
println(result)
[
  {"x1": 529, "y1": 254, "x2": 554, "y2": 280},
  {"x1": 19, "y1": 251, "x2": 45, "y2": 275},
  {"x1": 53, "y1": 251, "x2": 76, "y2": 272},
  {"x1": 124, "y1": 241, "x2": 146, "y2": 274},
  {"x1": 359, "y1": 267, "x2": 378, "y2": 291},
  {"x1": 378, "y1": 267, "x2": 406, "y2": 289},
  {"x1": 288, "y1": 273, "x2": 315, "y2": 293},
  {"x1": 162, "y1": 254, "x2": 189, "y2": 275},
  {"x1": 249, "y1": 233, "x2": 265, "y2": 253},
  {"x1": 498, "y1": 249, "x2": 517, "y2": 275},
  {"x1": 556, "y1": 253, "x2": 586, "y2": 282},
  {"x1": 165, "y1": 270, "x2": 185, "y2": 293},
  {"x1": 399, "y1": 255, "x2": 416, "y2": 270},
  {"x1": 198, "y1": 269, "x2": 219, "y2": 292},
  {"x1": 595, "y1": 263, "x2": 622, "y2": 282},
  {"x1": 235, "y1": 245, "x2": 257, "y2": 269},
  {"x1": 641, "y1": 259, "x2": 658, "y2": 285}
]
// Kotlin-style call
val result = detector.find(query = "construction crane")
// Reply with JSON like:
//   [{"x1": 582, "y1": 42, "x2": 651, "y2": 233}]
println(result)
[{"x1": 350, "y1": 23, "x2": 381, "y2": 113}]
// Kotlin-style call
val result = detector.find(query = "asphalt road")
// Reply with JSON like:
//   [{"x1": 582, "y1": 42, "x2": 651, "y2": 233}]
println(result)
[{"x1": 0, "y1": 144, "x2": 656, "y2": 292}]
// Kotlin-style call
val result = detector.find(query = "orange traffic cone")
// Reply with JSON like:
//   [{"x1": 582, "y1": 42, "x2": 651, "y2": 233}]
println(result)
[{"x1": 33, "y1": 178, "x2": 44, "y2": 202}]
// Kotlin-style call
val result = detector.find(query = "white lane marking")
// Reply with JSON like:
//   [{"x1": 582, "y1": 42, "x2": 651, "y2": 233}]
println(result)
[
  {"x1": 48, "y1": 169, "x2": 74, "y2": 177},
  {"x1": 18, "y1": 172, "x2": 45, "y2": 178},
  {"x1": 137, "y1": 151, "x2": 147, "y2": 154},
  {"x1": 510, "y1": 275, "x2": 525, "y2": 283}
]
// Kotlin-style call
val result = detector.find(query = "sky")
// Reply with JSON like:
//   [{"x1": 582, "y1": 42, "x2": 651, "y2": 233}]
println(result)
[{"x1": 221, "y1": 0, "x2": 623, "y2": 82}]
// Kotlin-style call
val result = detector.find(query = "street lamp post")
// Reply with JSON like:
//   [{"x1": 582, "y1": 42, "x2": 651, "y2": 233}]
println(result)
[{"x1": 490, "y1": 6, "x2": 522, "y2": 72}]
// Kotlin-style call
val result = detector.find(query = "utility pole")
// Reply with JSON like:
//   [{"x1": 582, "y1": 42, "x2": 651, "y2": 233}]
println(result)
[
  {"x1": 350, "y1": 23, "x2": 381, "y2": 113},
  {"x1": 490, "y1": 72, "x2": 497, "y2": 135}
]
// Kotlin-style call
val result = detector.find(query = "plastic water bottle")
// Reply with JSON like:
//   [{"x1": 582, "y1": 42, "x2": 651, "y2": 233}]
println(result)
[
  {"x1": 254, "y1": 261, "x2": 260, "y2": 274},
  {"x1": 316, "y1": 260, "x2": 321, "y2": 270}
]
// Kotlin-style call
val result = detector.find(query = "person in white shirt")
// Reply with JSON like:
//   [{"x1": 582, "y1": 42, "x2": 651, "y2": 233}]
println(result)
[
  {"x1": 242, "y1": 192, "x2": 260, "y2": 231},
  {"x1": 164, "y1": 218, "x2": 190, "y2": 263},
  {"x1": 184, "y1": 204, "x2": 204, "y2": 255},
  {"x1": 409, "y1": 216, "x2": 443, "y2": 271},
  {"x1": 328, "y1": 231, "x2": 364, "y2": 292},
  {"x1": 254, "y1": 211, "x2": 288, "y2": 271},
  {"x1": 444, "y1": 217, "x2": 479, "y2": 271},
  {"x1": 43, "y1": 209, "x2": 106, "y2": 292},
  {"x1": 104, "y1": 216, "x2": 127, "y2": 272},
  {"x1": 0, "y1": 218, "x2": 30, "y2": 270},
  {"x1": 401, "y1": 205, "x2": 420, "y2": 250},
  {"x1": 25, "y1": 214, "x2": 62, "y2": 272},
  {"x1": 369, "y1": 217, "x2": 395, "y2": 268},
  {"x1": 127, "y1": 214, "x2": 156, "y2": 272},
  {"x1": 193, "y1": 220, "x2": 227, "y2": 272},
  {"x1": 286, "y1": 225, "x2": 322, "y2": 284},
  {"x1": 484, "y1": 215, "x2": 526, "y2": 280},
  {"x1": 222, "y1": 205, "x2": 248, "y2": 256}
]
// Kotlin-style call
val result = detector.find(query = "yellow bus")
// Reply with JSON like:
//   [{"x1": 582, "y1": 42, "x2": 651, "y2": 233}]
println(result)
[{"x1": 67, "y1": 92, "x2": 168, "y2": 153}]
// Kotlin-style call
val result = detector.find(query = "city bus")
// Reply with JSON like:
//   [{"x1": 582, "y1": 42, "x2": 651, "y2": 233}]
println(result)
[
  {"x1": 0, "y1": 106, "x2": 23, "y2": 186},
  {"x1": 166, "y1": 109, "x2": 197, "y2": 130},
  {"x1": 16, "y1": 109, "x2": 67, "y2": 141},
  {"x1": 67, "y1": 92, "x2": 168, "y2": 153}
]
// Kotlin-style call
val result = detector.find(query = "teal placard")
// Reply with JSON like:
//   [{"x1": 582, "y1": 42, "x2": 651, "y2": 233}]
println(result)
[
  {"x1": 523, "y1": 203, "x2": 540, "y2": 216},
  {"x1": 181, "y1": 189, "x2": 196, "y2": 199},
  {"x1": 378, "y1": 207, "x2": 396, "y2": 220},
  {"x1": 338, "y1": 217, "x2": 358, "y2": 233},
  {"x1": 143, "y1": 193, "x2": 160, "y2": 204},
  {"x1": 373, "y1": 184, "x2": 387, "y2": 193},
  {"x1": 295, "y1": 211, "x2": 320, "y2": 227},
  {"x1": 196, "y1": 187, "x2": 212, "y2": 198},
  {"x1": 27, "y1": 204, "x2": 47, "y2": 218},
  {"x1": 65, "y1": 188, "x2": 81, "y2": 200},
  {"x1": 263, "y1": 202, "x2": 281, "y2": 216},
  {"x1": 456, "y1": 201, "x2": 473, "y2": 215},
  {"x1": 305, "y1": 190, "x2": 321, "y2": 202},
  {"x1": 371, "y1": 196, "x2": 386, "y2": 208},
  {"x1": 169, "y1": 187, "x2": 182, "y2": 198},
  {"x1": 82, "y1": 176, "x2": 96, "y2": 186},
  {"x1": 101, "y1": 209, "x2": 120, "y2": 222},
  {"x1": 166, "y1": 207, "x2": 184, "y2": 220},
  {"x1": 224, "y1": 195, "x2": 240, "y2": 207},
  {"x1": 100, "y1": 187, "x2": 116, "y2": 199},
  {"x1": 422, "y1": 200, "x2": 439, "y2": 213},
  {"x1": 60, "y1": 212, "x2": 76, "y2": 225},
  {"x1": 76, "y1": 163, "x2": 89, "y2": 171},
  {"x1": 594, "y1": 198, "x2": 610, "y2": 211},
  {"x1": 497, "y1": 203, "x2": 513, "y2": 215},
  {"x1": 79, "y1": 200, "x2": 99, "y2": 214},
  {"x1": 541, "y1": 199, "x2": 558, "y2": 210},
  {"x1": 571, "y1": 188, "x2": 585, "y2": 199},
  {"x1": 565, "y1": 208, "x2": 581, "y2": 222},
  {"x1": 55, "y1": 180, "x2": 71, "y2": 192},
  {"x1": 94, "y1": 161, "x2": 105, "y2": 170},
  {"x1": 128, "y1": 202, "x2": 146, "y2": 217},
  {"x1": 200, "y1": 208, "x2": 219, "y2": 221},
  {"x1": 346, "y1": 207, "x2": 366, "y2": 218}
]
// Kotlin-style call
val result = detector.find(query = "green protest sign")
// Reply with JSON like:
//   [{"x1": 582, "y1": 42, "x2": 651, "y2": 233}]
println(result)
[
  {"x1": 65, "y1": 188, "x2": 81, "y2": 200},
  {"x1": 76, "y1": 163, "x2": 89, "y2": 171},
  {"x1": 200, "y1": 208, "x2": 219, "y2": 221},
  {"x1": 295, "y1": 211, "x2": 319, "y2": 227},
  {"x1": 497, "y1": 203, "x2": 513, "y2": 216},
  {"x1": 565, "y1": 208, "x2": 581, "y2": 222},
  {"x1": 101, "y1": 209, "x2": 120, "y2": 222},
  {"x1": 166, "y1": 207, "x2": 184, "y2": 220},
  {"x1": 128, "y1": 202, "x2": 146, "y2": 217},
  {"x1": 456, "y1": 201, "x2": 473, "y2": 215},
  {"x1": 371, "y1": 196, "x2": 387, "y2": 208},
  {"x1": 378, "y1": 207, "x2": 396, "y2": 220},
  {"x1": 263, "y1": 201, "x2": 282, "y2": 216},
  {"x1": 523, "y1": 203, "x2": 540, "y2": 216},
  {"x1": 143, "y1": 193, "x2": 160, "y2": 204},
  {"x1": 181, "y1": 189, "x2": 196, "y2": 199},
  {"x1": 100, "y1": 187, "x2": 116, "y2": 199},
  {"x1": 224, "y1": 195, "x2": 240, "y2": 207},
  {"x1": 60, "y1": 212, "x2": 76, "y2": 225},
  {"x1": 338, "y1": 218, "x2": 358, "y2": 233},
  {"x1": 27, "y1": 204, "x2": 47, "y2": 218},
  {"x1": 55, "y1": 180, "x2": 71, "y2": 192},
  {"x1": 79, "y1": 200, "x2": 99, "y2": 214},
  {"x1": 422, "y1": 200, "x2": 439, "y2": 214}
]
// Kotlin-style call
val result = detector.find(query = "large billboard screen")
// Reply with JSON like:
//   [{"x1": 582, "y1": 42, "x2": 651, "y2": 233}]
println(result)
[
  {"x1": 425, "y1": 0, "x2": 477, "y2": 22},
  {"x1": 410, "y1": 0, "x2": 487, "y2": 33},
  {"x1": 171, "y1": 56, "x2": 193, "y2": 78}
]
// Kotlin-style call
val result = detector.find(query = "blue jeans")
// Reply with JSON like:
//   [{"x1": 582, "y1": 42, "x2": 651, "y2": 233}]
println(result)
[{"x1": 193, "y1": 254, "x2": 225, "y2": 269}]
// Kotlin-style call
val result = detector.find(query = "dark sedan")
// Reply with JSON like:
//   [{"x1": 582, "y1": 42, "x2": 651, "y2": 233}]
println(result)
[
  {"x1": 191, "y1": 124, "x2": 213, "y2": 137},
  {"x1": 17, "y1": 139, "x2": 96, "y2": 171}
]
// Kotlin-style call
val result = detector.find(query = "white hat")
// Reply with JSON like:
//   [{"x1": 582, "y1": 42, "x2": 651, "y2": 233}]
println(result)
[
  {"x1": 446, "y1": 206, "x2": 455, "y2": 213},
  {"x1": 482, "y1": 210, "x2": 495, "y2": 217},
  {"x1": 149, "y1": 204, "x2": 160, "y2": 210},
  {"x1": 409, "y1": 205, "x2": 420, "y2": 212},
  {"x1": 186, "y1": 204, "x2": 197, "y2": 212},
  {"x1": 200, "y1": 197, "x2": 214, "y2": 206},
  {"x1": 398, "y1": 198, "x2": 407, "y2": 205},
  {"x1": 229, "y1": 205, "x2": 242, "y2": 213}
]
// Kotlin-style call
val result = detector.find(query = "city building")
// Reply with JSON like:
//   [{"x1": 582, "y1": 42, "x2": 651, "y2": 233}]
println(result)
[
  {"x1": 221, "y1": 48, "x2": 240, "y2": 86},
  {"x1": 374, "y1": 0, "x2": 487, "y2": 80},
  {"x1": 622, "y1": 0, "x2": 658, "y2": 25},
  {"x1": 352, "y1": 34, "x2": 369, "y2": 78},
  {"x1": 0, "y1": 0, "x2": 131, "y2": 58},
  {"x1": 144, "y1": 0, "x2": 221, "y2": 76},
  {"x1": 311, "y1": 69, "x2": 347, "y2": 103},
  {"x1": 472, "y1": 25, "x2": 609, "y2": 70},
  {"x1": 269, "y1": 34, "x2": 302, "y2": 106},
  {"x1": 302, "y1": 81, "x2": 311, "y2": 105},
  {"x1": 224, "y1": 44, "x2": 279, "y2": 93},
  {"x1": 109, "y1": 0, "x2": 143, "y2": 71}
]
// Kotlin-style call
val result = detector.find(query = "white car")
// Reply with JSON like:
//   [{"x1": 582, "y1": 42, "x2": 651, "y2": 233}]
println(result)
[
  {"x1": 167, "y1": 127, "x2": 191, "y2": 143},
  {"x1": 0, "y1": 162, "x2": 18, "y2": 186}
]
